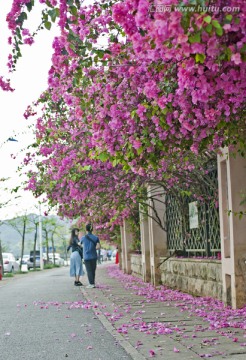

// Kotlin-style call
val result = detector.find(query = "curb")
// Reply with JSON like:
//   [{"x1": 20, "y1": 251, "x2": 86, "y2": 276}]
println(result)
[{"x1": 80, "y1": 287, "x2": 146, "y2": 360}]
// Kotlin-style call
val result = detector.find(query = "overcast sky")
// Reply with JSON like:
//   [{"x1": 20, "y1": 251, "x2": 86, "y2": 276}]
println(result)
[{"x1": 0, "y1": 2, "x2": 59, "y2": 220}]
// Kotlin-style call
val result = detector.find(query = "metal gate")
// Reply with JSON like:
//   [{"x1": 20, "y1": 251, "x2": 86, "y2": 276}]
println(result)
[{"x1": 166, "y1": 169, "x2": 221, "y2": 257}]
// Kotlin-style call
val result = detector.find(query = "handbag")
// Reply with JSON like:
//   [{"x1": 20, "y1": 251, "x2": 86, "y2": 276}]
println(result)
[{"x1": 76, "y1": 246, "x2": 83, "y2": 259}]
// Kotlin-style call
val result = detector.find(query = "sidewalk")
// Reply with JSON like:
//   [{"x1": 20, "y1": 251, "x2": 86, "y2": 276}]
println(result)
[{"x1": 80, "y1": 263, "x2": 246, "y2": 360}]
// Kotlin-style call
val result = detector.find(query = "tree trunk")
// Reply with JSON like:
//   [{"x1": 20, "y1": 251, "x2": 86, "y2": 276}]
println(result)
[
  {"x1": 33, "y1": 222, "x2": 38, "y2": 269},
  {"x1": 20, "y1": 220, "x2": 26, "y2": 271},
  {"x1": 0, "y1": 239, "x2": 4, "y2": 276},
  {"x1": 45, "y1": 230, "x2": 49, "y2": 264},
  {"x1": 51, "y1": 233, "x2": 55, "y2": 265}
]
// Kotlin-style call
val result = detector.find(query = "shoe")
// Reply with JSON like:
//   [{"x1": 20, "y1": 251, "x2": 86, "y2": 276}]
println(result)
[
  {"x1": 74, "y1": 281, "x2": 83, "y2": 286},
  {"x1": 86, "y1": 284, "x2": 95, "y2": 289}
]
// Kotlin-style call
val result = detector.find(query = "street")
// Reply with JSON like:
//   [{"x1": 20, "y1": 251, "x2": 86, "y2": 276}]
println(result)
[
  {"x1": 0, "y1": 266, "x2": 132, "y2": 360},
  {"x1": 1, "y1": 263, "x2": 246, "y2": 360}
]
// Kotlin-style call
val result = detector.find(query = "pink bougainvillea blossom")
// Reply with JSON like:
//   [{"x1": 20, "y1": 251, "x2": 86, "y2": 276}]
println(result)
[{"x1": 0, "y1": 0, "x2": 245, "y2": 235}]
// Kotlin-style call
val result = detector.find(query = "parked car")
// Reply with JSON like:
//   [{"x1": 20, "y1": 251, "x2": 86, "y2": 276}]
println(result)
[
  {"x1": 27, "y1": 255, "x2": 46, "y2": 270},
  {"x1": 48, "y1": 253, "x2": 65, "y2": 266},
  {"x1": 2, "y1": 253, "x2": 20, "y2": 273},
  {"x1": 17, "y1": 255, "x2": 30, "y2": 265}
]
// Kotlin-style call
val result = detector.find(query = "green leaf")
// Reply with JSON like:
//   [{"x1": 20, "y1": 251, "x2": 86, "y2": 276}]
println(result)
[
  {"x1": 216, "y1": 27, "x2": 223, "y2": 36},
  {"x1": 81, "y1": 165, "x2": 91, "y2": 171},
  {"x1": 75, "y1": 0, "x2": 81, "y2": 9},
  {"x1": 112, "y1": 159, "x2": 119, "y2": 167},
  {"x1": 123, "y1": 164, "x2": 130, "y2": 172},
  {"x1": 87, "y1": 41, "x2": 92, "y2": 50},
  {"x1": 205, "y1": 24, "x2": 212, "y2": 33},
  {"x1": 225, "y1": 14, "x2": 232, "y2": 22},
  {"x1": 240, "y1": 44, "x2": 246, "y2": 53},
  {"x1": 195, "y1": 53, "x2": 206, "y2": 63},
  {"x1": 48, "y1": 9, "x2": 59, "y2": 22},
  {"x1": 21, "y1": 11, "x2": 28, "y2": 20},
  {"x1": 89, "y1": 70, "x2": 97, "y2": 76},
  {"x1": 221, "y1": 47, "x2": 232, "y2": 61},
  {"x1": 98, "y1": 152, "x2": 109, "y2": 162},
  {"x1": 139, "y1": 28, "x2": 146, "y2": 36},
  {"x1": 69, "y1": 6, "x2": 78, "y2": 16},
  {"x1": 188, "y1": 32, "x2": 201, "y2": 44},
  {"x1": 161, "y1": 107, "x2": 168, "y2": 115},
  {"x1": 180, "y1": 190, "x2": 192, "y2": 197},
  {"x1": 181, "y1": 12, "x2": 192, "y2": 32},
  {"x1": 70, "y1": 43, "x2": 76, "y2": 51},
  {"x1": 212, "y1": 20, "x2": 221, "y2": 29},
  {"x1": 16, "y1": 27, "x2": 22, "y2": 40},
  {"x1": 137, "y1": 147, "x2": 143, "y2": 155},
  {"x1": 204, "y1": 16, "x2": 212, "y2": 24},
  {"x1": 17, "y1": 12, "x2": 28, "y2": 25},
  {"x1": 72, "y1": 77, "x2": 79, "y2": 87},
  {"x1": 44, "y1": 21, "x2": 52, "y2": 30},
  {"x1": 26, "y1": 0, "x2": 34, "y2": 12},
  {"x1": 96, "y1": 49, "x2": 105, "y2": 59},
  {"x1": 11, "y1": 186, "x2": 21, "y2": 193}
]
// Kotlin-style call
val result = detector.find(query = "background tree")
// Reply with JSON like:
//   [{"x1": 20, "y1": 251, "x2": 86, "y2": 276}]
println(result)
[
  {"x1": 5, "y1": 214, "x2": 30, "y2": 271},
  {"x1": 28, "y1": 213, "x2": 40, "y2": 269},
  {"x1": 0, "y1": 220, "x2": 6, "y2": 275},
  {"x1": 42, "y1": 217, "x2": 69, "y2": 264},
  {"x1": 55, "y1": 225, "x2": 70, "y2": 261}
]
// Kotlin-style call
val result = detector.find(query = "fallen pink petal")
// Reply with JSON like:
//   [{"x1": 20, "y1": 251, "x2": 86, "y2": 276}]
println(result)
[{"x1": 149, "y1": 349, "x2": 156, "y2": 357}]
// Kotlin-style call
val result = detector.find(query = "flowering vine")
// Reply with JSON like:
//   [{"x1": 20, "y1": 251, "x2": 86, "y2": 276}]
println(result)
[{"x1": 1, "y1": 0, "x2": 245, "y2": 227}]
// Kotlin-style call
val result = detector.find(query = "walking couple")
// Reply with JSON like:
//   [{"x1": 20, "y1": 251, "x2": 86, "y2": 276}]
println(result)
[{"x1": 67, "y1": 223, "x2": 100, "y2": 288}]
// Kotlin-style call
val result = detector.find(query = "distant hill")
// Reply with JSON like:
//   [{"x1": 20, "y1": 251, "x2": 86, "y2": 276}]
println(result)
[{"x1": 0, "y1": 214, "x2": 73, "y2": 258}]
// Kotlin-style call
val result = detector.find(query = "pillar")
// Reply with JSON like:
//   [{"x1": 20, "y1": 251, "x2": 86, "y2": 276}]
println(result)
[
  {"x1": 218, "y1": 148, "x2": 246, "y2": 308},
  {"x1": 139, "y1": 206, "x2": 151, "y2": 282},
  {"x1": 121, "y1": 220, "x2": 133, "y2": 274},
  {"x1": 119, "y1": 226, "x2": 124, "y2": 271},
  {"x1": 147, "y1": 185, "x2": 168, "y2": 286}
]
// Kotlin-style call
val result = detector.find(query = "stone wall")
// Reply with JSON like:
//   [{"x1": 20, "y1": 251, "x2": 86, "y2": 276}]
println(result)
[
  {"x1": 159, "y1": 257, "x2": 222, "y2": 300},
  {"x1": 130, "y1": 255, "x2": 222, "y2": 300},
  {"x1": 130, "y1": 254, "x2": 142, "y2": 277}
]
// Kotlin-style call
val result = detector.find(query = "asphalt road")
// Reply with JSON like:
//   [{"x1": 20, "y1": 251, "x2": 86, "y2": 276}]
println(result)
[{"x1": 0, "y1": 267, "x2": 132, "y2": 360}]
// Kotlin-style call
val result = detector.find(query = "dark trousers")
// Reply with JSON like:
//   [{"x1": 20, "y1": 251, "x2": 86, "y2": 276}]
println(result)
[{"x1": 84, "y1": 259, "x2": 97, "y2": 285}]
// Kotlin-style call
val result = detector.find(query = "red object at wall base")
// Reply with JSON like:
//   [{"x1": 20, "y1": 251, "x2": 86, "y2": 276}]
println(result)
[
  {"x1": 115, "y1": 251, "x2": 119, "y2": 265},
  {"x1": 0, "y1": 265, "x2": 2, "y2": 280}
]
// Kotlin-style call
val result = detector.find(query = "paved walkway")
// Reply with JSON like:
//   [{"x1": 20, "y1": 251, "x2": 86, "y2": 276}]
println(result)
[{"x1": 80, "y1": 263, "x2": 246, "y2": 360}]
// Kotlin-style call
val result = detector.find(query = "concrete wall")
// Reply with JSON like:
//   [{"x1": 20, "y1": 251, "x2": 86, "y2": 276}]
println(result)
[
  {"x1": 218, "y1": 149, "x2": 246, "y2": 308},
  {"x1": 130, "y1": 254, "x2": 142, "y2": 278},
  {"x1": 147, "y1": 185, "x2": 168, "y2": 285},
  {"x1": 159, "y1": 258, "x2": 222, "y2": 300}
]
